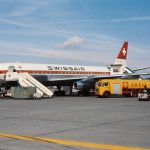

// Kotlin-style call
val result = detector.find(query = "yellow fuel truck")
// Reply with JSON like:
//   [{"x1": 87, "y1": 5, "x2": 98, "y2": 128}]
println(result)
[{"x1": 95, "y1": 79, "x2": 150, "y2": 97}]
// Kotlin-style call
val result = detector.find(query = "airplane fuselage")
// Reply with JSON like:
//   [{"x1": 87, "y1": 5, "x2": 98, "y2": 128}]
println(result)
[{"x1": 0, "y1": 63, "x2": 110, "y2": 86}]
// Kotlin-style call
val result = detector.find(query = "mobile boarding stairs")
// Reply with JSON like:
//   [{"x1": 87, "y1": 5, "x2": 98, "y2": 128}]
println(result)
[{"x1": 5, "y1": 71, "x2": 53, "y2": 98}]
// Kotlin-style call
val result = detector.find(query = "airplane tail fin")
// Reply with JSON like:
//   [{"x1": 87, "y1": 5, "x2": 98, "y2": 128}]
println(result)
[{"x1": 114, "y1": 41, "x2": 128, "y2": 66}]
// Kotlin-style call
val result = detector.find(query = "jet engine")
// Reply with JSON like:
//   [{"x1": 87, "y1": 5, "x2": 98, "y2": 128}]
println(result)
[{"x1": 73, "y1": 78, "x2": 95, "y2": 95}]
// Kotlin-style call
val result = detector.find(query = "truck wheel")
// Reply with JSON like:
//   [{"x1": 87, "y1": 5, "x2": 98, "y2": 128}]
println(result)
[
  {"x1": 124, "y1": 94, "x2": 130, "y2": 97},
  {"x1": 77, "y1": 91, "x2": 81, "y2": 96},
  {"x1": 103, "y1": 92, "x2": 111, "y2": 98},
  {"x1": 131, "y1": 91, "x2": 137, "y2": 97}
]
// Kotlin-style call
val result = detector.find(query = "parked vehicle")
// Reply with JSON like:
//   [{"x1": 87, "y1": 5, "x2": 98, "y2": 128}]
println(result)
[
  {"x1": 138, "y1": 89, "x2": 150, "y2": 101},
  {"x1": 95, "y1": 79, "x2": 150, "y2": 97}
]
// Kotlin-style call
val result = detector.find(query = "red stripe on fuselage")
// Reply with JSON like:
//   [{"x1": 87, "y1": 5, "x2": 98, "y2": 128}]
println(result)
[{"x1": 0, "y1": 70, "x2": 110, "y2": 75}]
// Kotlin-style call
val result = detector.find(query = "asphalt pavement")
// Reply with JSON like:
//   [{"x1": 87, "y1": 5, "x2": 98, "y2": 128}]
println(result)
[{"x1": 0, "y1": 96, "x2": 150, "y2": 150}]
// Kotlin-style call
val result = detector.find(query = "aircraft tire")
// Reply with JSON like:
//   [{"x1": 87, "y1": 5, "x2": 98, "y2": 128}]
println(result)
[{"x1": 54, "y1": 90, "x2": 66, "y2": 96}]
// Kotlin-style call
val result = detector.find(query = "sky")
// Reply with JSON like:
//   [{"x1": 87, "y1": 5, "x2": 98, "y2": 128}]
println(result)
[{"x1": 0, "y1": 0, "x2": 150, "y2": 69}]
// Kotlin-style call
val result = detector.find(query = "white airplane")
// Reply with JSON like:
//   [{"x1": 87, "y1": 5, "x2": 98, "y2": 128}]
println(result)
[{"x1": 0, "y1": 41, "x2": 148, "y2": 95}]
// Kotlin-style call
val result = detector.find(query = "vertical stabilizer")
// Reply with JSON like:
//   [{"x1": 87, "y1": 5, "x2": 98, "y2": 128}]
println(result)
[{"x1": 114, "y1": 41, "x2": 128, "y2": 66}]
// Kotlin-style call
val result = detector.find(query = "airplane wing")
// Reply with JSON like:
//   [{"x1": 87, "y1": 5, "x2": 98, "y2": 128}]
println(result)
[
  {"x1": 91, "y1": 72, "x2": 150, "y2": 80},
  {"x1": 132, "y1": 66, "x2": 150, "y2": 72},
  {"x1": 48, "y1": 72, "x2": 150, "y2": 82},
  {"x1": 48, "y1": 76, "x2": 87, "y2": 81},
  {"x1": 131, "y1": 72, "x2": 150, "y2": 76},
  {"x1": 48, "y1": 74, "x2": 124, "y2": 82}
]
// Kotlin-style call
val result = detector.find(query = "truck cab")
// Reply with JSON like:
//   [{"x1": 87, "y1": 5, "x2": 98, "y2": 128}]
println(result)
[{"x1": 95, "y1": 79, "x2": 122, "y2": 97}]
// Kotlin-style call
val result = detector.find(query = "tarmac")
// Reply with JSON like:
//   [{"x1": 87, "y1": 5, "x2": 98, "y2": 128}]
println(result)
[{"x1": 0, "y1": 96, "x2": 150, "y2": 150}]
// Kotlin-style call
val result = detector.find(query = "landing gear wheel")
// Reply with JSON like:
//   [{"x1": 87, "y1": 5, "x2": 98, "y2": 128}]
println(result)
[{"x1": 54, "y1": 90, "x2": 66, "y2": 96}]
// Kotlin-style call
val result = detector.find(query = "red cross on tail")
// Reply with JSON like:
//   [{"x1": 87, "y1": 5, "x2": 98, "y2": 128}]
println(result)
[{"x1": 114, "y1": 41, "x2": 128, "y2": 66}]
